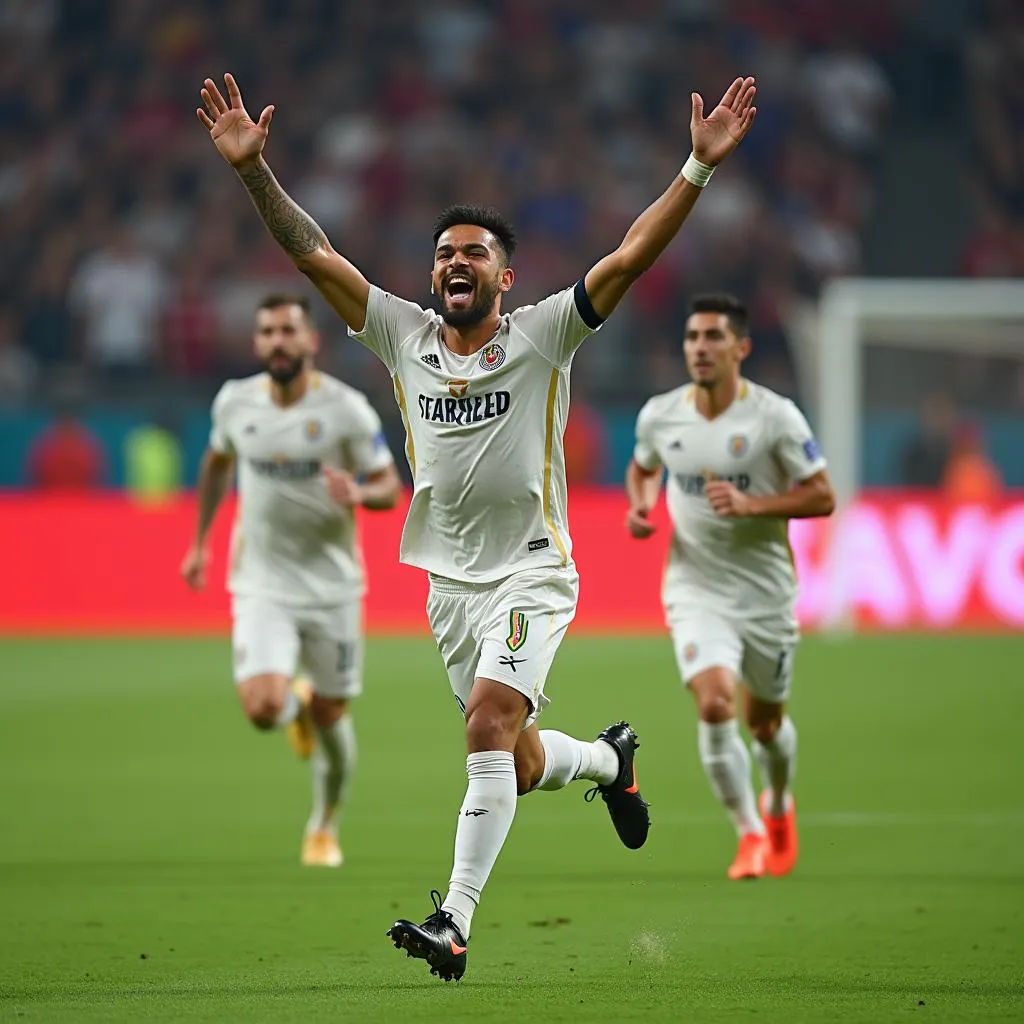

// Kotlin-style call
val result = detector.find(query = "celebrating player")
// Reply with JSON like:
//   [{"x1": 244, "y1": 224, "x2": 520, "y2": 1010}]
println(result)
[
  {"x1": 180, "y1": 294, "x2": 401, "y2": 868},
  {"x1": 625, "y1": 294, "x2": 835, "y2": 880},
  {"x1": 197, "y1": 71, "x2": 756, "y2": 980}
]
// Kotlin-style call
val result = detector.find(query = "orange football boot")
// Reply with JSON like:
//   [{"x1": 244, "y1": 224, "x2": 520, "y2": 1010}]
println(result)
[
  {"x1": 301, "y1": 829, "x2": 343, "y2": 867},
  {"x1": 727, "y1": 832, "x2": 769, "y2": 880},
  {"x1": 759, "y1": 790, "x2": 799, "y2": 877}
]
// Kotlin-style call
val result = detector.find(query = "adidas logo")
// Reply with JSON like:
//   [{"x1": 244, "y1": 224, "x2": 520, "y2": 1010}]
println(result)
[
  {"x1": 421, "y1": 353, "x2": 441, "y2": 369},
  {"x1": 669, "y1": 439, "x2": 683, "y2": 450}
]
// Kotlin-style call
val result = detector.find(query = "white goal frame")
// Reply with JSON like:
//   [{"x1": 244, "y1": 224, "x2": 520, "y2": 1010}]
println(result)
[{"x1": 814, "y1": 277, "x2": 1024, "y2": 508}]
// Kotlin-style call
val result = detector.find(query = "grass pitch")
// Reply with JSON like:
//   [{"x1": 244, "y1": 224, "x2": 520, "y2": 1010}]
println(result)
[{"x1": 0, "y1": 634, "x2": 1021, "y2": 1022}]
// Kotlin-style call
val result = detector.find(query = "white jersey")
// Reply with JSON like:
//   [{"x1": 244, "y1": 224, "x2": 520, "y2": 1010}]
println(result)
[
  {"x1": 348, "y1": 282, "x2": 601, "y2": 582},
  {"x1": 634, "y1": 380, "x2": 827, "y2": 623},
  {"x1": 210, "y1": 372, "x2": 394, "y2": 607}
]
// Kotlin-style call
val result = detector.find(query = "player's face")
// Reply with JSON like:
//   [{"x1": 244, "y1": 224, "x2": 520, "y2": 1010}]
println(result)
[
  {"x1": 683, "y1": 313, "x2": 749, "y2": 387},
  {"x1": 431, "y1": 225, "x2": 514, "y2": 327},
  {"x1": 253, "y1": 305, "x2": 317, "y2": 385}
]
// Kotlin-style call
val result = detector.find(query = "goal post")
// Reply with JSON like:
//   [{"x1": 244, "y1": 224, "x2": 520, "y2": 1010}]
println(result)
[{"x1": 787, "y1": 277, "x2": 1024, "y2": 630}]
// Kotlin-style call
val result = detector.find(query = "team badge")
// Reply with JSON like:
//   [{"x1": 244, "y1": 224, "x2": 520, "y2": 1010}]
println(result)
[
  {"x1": 447, "y1": 378, "x2": 469, "y2": 398},
  {"x1": 234, "y1": 645, "x2": 247, "y2": 667},
  {"x1": 479, "y1": 343, "x2": 505, "y2": 371},
  {"x1": 683, "y1": 642, "x2": 698, "y2": 663},
  {"x1": 506, "y1": 610, "x2": 529, "y2": 652},
  {"x1": 305, "y1": 419, "x2": 323, "y2": 441},
  {"x1": 728, "y1": 433, "x2": 748, "y2": 458}
]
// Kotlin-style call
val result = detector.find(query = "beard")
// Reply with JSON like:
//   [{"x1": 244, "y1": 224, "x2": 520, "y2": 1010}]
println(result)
[
  {"x1": 439, "y1": 274, "x2": 501, "y2": 327},
  {"x1": 263, "y1": 351, "x2": 305, "y2": 385}
]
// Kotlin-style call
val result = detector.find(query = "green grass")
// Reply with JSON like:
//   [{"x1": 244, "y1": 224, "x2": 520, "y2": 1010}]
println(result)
[{"x1": 0, "y1": 634, "x2": 1022, "y2": 1023}]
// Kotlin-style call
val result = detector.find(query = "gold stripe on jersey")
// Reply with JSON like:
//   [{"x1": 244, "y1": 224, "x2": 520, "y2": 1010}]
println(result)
[
  {"x1": 392, "y1": 374, "x2": 416, "y2": 473},
  {"x1": 230, "y1": 523, "x2": 244, "y2": 574},
  {"x1": 542, "y1": 367, "x2": 569, "y2": 566},
  {"x1": 739, "y1": 379, "x2": 749, "y2": 399}
]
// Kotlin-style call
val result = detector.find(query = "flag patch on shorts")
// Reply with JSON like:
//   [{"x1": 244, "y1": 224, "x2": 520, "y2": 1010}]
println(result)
[{"x1": 506, "y1": 610, "x2": 529, "y2": 652}]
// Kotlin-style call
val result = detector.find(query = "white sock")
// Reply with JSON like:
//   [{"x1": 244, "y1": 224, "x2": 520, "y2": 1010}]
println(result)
[
  {"x1": 442, "y1": 751, "x2": 517, "y2": 940},
  {"x1": 274, "y1": 688, "x2": 300, "y2": 727},
  {"x1": 534, "y1": 730, "x2": 619, "y2": 791},
  {"x1": 751, "y1": 716, "x2": 797, "y2": 817},
  {"x1": 698, "y1": 719, "x2": 764, "y2": 836},
  {"x1": 308, "y1": 713, "x2": 357, "y2": 833}
]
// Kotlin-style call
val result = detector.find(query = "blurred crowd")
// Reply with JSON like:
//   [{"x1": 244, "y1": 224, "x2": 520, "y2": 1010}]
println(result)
[{"x1": 0, "y1": 0, "x2": 1016, "y2": 491}]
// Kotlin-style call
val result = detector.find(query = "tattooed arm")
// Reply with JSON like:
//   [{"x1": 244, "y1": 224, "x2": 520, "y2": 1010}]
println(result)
[{"x1": 197, "y1": 74, "x2": 370, "y2": 331}]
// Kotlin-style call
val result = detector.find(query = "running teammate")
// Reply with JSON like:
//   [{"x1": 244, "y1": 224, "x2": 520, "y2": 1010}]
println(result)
[
  {"x1": 626, "y1": 293, "x2": 835, "y2": 880},
  {"x1": 181, "y1": 294, "x2": 400, "y2": 868}
]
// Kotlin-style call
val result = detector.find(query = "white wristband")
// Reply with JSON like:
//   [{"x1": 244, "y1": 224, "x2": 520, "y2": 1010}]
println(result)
[{"x1": 681, "y1": 153, "x2": 715, "y2": 188}]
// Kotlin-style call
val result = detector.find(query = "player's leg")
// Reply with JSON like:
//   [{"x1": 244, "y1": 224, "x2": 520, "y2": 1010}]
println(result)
[
  {"x1": 742, "y1": 637, "x2": 799, "y2": 876},
  {"x1": 232, "y1": 596, "x2": 306, "y2": 733},
  {"x1": 387, "y1": 580, "x2": 481, "y2": 980},
  {"x1": 297, "y1": 602, "x2": 363, "y2": 867},
  {"x1": 671, "y1": 608, "x2": 767, "y2": 878}
]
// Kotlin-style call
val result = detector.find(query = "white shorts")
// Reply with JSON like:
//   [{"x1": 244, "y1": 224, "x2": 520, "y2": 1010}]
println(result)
[
  {"x1": 426, "y1": 565, "x2": 578, "y2": 727},
  {"x1": 231, "y1": 595, "x2": 363, "y2": 699},
  {"x1": 666, "y1": 603, "x2": 797, "y2": 704}
]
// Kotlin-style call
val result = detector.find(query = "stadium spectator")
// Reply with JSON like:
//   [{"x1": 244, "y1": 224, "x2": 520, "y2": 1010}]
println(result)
[
  {"x1": 0, "y1": 311, "x2": 38, "y2": 407},
  {"x1": 26, "y1": 404, "x2": 107, "y2": 490},
  {"x1": 899, "y1": 394, "x2": 957, "y2": 489},
  {"x1": 942, "y1": 423, "x2": 1004, "y2": 504}
]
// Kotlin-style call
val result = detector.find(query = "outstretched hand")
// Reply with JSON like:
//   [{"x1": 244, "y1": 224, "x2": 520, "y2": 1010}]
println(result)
[
  {"x1": 197, "y1": 73, "x2": 274, "y2": 169},
  {"x1": 691, "y1": 76, "x2": 757, "y2": 167}
]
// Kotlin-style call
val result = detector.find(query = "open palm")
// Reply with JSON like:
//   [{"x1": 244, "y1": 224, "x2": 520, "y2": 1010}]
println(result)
[
  {"x1": 197, "y1": 74, "x2": 274, "y2": 169},
  {"x1": 690, "y1": 77, "x2": 757, "y2": 167}
]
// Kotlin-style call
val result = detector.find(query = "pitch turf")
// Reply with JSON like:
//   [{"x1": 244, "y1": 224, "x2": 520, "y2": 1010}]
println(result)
[{"x1": 0, "y1": 634, "x2": 1021, "y2": 1022}]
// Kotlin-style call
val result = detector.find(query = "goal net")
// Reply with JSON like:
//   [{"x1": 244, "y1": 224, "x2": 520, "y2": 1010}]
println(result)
[{"x1": 788, "y1": 278, "x2": 1024, "y2": 631}]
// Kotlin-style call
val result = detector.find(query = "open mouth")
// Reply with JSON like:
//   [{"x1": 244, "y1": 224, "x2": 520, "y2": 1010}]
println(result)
[{"x1": 444, "y1": 275, "x2": 475, "y2": 301}]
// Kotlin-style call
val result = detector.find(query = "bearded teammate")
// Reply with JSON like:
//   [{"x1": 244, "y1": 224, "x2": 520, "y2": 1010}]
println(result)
[
  {"x1": 180, "y1": 293, "x2": 401, "y2": 868},
  {"x1": 197, "y1": 70, "x2": 756, "y2": 979},
  {"x1": 626, "y1": 294, "x2": 835, "y2": 880}
]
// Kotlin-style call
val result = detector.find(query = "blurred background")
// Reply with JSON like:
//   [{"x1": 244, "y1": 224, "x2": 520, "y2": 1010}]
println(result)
[
  {"x1": 1, "y1": 0, "x2": 1021, "y2": 494},
  {"x1": 0, "y1": 0, "x2": 1021, "y2": 633}
]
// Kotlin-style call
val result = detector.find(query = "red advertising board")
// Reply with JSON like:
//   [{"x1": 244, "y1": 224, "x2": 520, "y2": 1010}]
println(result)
[{"x1": 0, "y1": 491, "x2": 1020, "y2": 633}]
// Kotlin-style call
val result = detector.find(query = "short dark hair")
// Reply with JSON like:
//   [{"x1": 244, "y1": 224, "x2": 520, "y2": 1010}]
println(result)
[
  {"x1": 433, "y1": 204, "x2": 517, "y2": 265},
  {"x1": 258, "y1": 293, "x2": 313, "y2": 323},
  {"x1": 688, "y1": 293, "x2": 749, "y2": 338}
]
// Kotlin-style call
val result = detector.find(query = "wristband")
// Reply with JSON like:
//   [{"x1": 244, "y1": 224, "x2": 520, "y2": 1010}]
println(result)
[{"x1": 681, "y1": 153, "x2": 715, "y2": 188}]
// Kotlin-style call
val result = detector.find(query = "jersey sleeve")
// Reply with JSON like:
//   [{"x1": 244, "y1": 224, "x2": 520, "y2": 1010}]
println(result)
[
  {"x1": 347, "y1": 285, "x2": 434, "y2": 372},
  {"x1": 511, "y1": 280, "x2": 604, "y2": 368},
  {"x1": 344, "y1": 395, "x2": 395, "y2": 476},
  {"x1": 208, "y1": 383, "x2": 235, "y2": 455},
  {"x1": 773, "y1": 398, "x2": 827, "y2": 483},
  {"x1": 632, "y1": 399, "x2": 663, "y2": 471}
]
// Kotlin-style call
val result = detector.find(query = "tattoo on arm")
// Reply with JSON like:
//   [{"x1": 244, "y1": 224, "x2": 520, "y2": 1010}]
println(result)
[{"x1": 236, "y1": 160, "x2": 329, "y2": 258}]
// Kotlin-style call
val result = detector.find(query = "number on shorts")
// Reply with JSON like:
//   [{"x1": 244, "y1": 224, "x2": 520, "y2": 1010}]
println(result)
[
  {"x1": 774, "y1": 645, "x2": 793, "y2": 683},
  {"x1": 336, "y1": 642, "x2": 355, "y2": 676}
]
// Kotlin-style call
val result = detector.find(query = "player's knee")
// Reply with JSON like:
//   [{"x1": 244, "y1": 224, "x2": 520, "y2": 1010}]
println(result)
[
  {"x1": 697, "y1": 691, "x2": 734, "y2": 724},
  {"x1": 749, "y1": 715, "x2": 782, "y2": 746},
  {"x1": 247, "y1": 700, "x2": 281, "y2": 730},
  {"x1": 311, "y1": 695, "x2": 347, "y2": 728},
  {"x1": 465, "y1": 704, "x2": 519, "y2": 752}
]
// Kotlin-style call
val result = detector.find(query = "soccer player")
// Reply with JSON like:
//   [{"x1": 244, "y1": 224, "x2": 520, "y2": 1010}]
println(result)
[
  {"x1": 625, "y1": 294, "x2": 836, "y2": 880},
  {"x1": 180, "y1": 293, "x2": 401, "y2": 868},
  {"x1": 196, "y1": 71, "x2": 756, "y2": 979}
]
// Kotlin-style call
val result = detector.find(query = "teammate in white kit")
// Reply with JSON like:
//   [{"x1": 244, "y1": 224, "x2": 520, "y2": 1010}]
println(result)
[
  {"x1": 626, "y1": 294, "x2": 835, "y2": 880},
  {"x1": 196, "y1": 70, "x2": 757, "y2": 979},
  {"x1": 180, "y1": 294, "x2": 401, "y2": 868}
]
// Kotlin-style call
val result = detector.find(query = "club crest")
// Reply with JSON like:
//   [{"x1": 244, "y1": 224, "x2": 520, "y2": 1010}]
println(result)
[
  {"x1": 479, "y1": 343, "x2": 506, "y2": 371},
  {"x1": 506, "y1": 610, "x2": 529, "y2": 652},
  {"x1": 683, "y1": 642, "x2": 698, "y2": 663}
]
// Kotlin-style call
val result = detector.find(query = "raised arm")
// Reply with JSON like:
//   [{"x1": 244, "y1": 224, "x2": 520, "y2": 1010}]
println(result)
[
  {"x1": 197, "y1": 74, "x2": 370, "y2": 331},
  {"x1": 584, "y1": 77, "x2": 757, "y2": 321}
]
